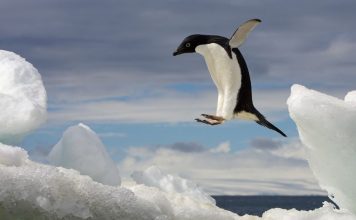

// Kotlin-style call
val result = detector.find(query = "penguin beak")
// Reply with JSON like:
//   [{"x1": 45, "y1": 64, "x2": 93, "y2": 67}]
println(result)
[
  {"x1": 173, "y1": 48, "x2": 184, "y2": 56},
  {"x1": 173, "y1": 50, "x2": 180, "y2": 56}
]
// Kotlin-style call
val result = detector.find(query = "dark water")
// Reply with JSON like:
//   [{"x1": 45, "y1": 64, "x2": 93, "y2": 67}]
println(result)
[{"x1": 213, "y1": 195, "x2": 336, "y2": 217}]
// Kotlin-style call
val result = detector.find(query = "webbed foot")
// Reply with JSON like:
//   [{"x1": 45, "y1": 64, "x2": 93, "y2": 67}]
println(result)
[
  {"x1": 201, "y1": 114, "x2": 225, "y2": 122},
  {"x1": 195, "y1": 118, "x2": 222, "y2": 126},
  {"x1": 195, "y1": 114, "x2": 225, "y2": 126}
]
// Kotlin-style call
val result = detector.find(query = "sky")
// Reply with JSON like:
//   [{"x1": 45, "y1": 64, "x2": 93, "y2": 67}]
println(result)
[{"x1": 1, "y1": 0, "x2": 356, "y2": 195}]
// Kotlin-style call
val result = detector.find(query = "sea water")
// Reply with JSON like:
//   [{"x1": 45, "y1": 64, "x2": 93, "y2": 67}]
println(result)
[{"x1": 214, "y1": 195, "x2": 335, "y2": 216}]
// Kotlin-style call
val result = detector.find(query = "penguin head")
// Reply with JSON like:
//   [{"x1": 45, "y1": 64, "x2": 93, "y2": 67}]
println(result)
[{"x1": 173, "y1": 34, "x2": 208, "y2": 56}]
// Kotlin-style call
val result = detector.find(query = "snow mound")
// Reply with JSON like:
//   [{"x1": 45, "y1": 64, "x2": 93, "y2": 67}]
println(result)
[
  {"x1": 0, "y1": 50, "x2": 47, "y2": 144},
  {"x1": 287, "y1": 84, "x2": 356, "y2": 214},
  {"x1": 0, "y1": 143, "x2": 28, "y2": 166},
  {"x1": 0, "y1": 144, "x2": 165, "y2": 219},
  {"x1": 345, "y1": 91, "x2": 356, "y2": 106},
  {"x1": 48, "y1": 123, "x2": 121, "y2": 186},
  {"x1": 256, "y1": 202, "x2": 355, "y2": 220},
  {"x1": 132, "y1": 166, "x2": 215, "y2": 205},
  {"x1": 130, "y1": 184, "x2": 240, "y2": 220}
]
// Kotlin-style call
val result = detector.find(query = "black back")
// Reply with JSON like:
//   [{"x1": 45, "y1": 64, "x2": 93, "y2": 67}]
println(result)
[
  {"x1": 232, "y1": 48, "x2": 287, "y2": 137},
  {"x1": 233, "y1": 48, "x2": 255, "y2": 113}
]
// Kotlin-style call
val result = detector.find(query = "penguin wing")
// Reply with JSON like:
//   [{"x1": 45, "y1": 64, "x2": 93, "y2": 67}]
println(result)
[{"x1": 229, "y1": 19, "x2": 261, "y2": 48}]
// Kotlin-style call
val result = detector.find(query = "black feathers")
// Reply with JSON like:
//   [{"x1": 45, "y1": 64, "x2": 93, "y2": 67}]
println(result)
[
  {"x1": 255, "y1": 111, "x2": 287, "y2": 137},
  {"x1": 232, "y1": 48, "x2": 287, "y2": 137}
]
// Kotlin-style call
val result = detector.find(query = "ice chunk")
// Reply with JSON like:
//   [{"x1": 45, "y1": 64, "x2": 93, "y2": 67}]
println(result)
[
  {"x1": 48, "y1": 123, "x2": 121, "y2": 186},
  {"x1": 132, "y1": 165, "x2": 215, "y2": 205},
  {"x1": 128, "y1": 184, "x2": 175, "y2": 218},
  {"x1": 287, "y1": 84, "x2": 356, "y2": 214},
  {"x1": 248, "y1": 202, "x2": 356, "y2": 220},
  {"x1": 0, "y1": 144, "x2": 167, "y2": 219},
  {"x1": 0, "y1": 143, "x2": 28, "y2": 166},
  {"x1": 345, "y1": 91, "x2": 356, "y2": 106},
  {"x1": 0, "y1": 50, "x2": 47, "y2": 144}
]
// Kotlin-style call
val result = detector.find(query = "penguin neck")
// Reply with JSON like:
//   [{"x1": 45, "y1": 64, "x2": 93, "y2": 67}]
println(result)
[
  {"x1": 195, "y1": 35, "x2": 232, "y2": 59},
  {"x1": 195, "y1": 44, "x2": 210, "y2": 55},
  {"x1": 195, "y1": 42, "x2": 232, "y2": 59},
  {"x1": 194, "y1": 35, "x2": 230, "y2": 56}
]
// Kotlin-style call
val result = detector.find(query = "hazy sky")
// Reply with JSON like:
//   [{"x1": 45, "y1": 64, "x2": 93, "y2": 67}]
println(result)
[{"x1": 1, "y1": 0, "x2": 356, "y2": 195}]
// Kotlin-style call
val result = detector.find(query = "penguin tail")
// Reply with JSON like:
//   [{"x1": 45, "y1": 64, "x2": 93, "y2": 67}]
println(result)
[{"x1": 254, "y1": 110, "x2": 287, "y2": 137}]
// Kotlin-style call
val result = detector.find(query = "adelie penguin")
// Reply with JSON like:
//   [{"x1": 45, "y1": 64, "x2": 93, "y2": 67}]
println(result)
[{"x1": 173, "y1": 19, "x2": 287, "y2": 137}]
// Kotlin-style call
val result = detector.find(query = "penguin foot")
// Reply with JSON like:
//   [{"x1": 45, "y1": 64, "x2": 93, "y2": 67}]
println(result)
[
  {"x1": 201, "y1": 114, "x2": 225, "y2": 122},
  {"x1": 195, "y1": 118, "x2": 222, "y2": 126}
]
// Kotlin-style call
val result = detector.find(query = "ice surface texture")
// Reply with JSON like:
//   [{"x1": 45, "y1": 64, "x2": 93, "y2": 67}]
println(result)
[
  {"x1": 48, "y1": 123, "x2": 121, "y2": 186},
  {"x1": 0, "y1": 50, "x2": 47, "y2": 143},
  {"x1": 0, "y1": 144, "x2": 165, "y2": 220},
  {"x1": 257, "y1": 202, "x2": 356, "y2": 220},
  {"x1": 0, "y1": 143, "x2": 28, "y2": 166},
  {"x1": 288, "y1": 84, "x2": 356, "y2": 214},
  {"x1": 132, "y1": 165, "x2": 215, "y2": 205}
]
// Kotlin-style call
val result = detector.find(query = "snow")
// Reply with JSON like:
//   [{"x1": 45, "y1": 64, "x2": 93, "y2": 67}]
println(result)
[
  {"x1": 132, "y1": 166, "x2": 216, "y2": 205},
  {"x1": 48, "y1": 123, "x2": 121, "y2": 186},
  {"x1": 345, "y1": 91, "x2": 356, "y2": 106},
  {"x1": 0, "y1": 144, "x2": 163, "y2": 219},
  {"x1": 0, "y1": 142, "x2": 28, "y2": 166},
  {"x1": 0, "y1": 50, "x2": 47, "y2": 144},
  {"x1": 256, "y1": 202, "x2": 355, "y2": 220},
  {"x1": 288, "y1": 84, "x2": 356, "y2": 215}
]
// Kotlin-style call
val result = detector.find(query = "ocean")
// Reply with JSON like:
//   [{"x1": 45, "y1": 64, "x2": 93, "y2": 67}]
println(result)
[{"x1": 213, "y1": 195, "x2": 336, "y2": 216}]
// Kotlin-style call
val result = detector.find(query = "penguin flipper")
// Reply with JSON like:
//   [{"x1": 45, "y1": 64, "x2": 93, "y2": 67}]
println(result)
[
  {"x1": 256, "y1": 117, "x2": 287, "y2": 137},
  {"x1": 229, "y1": 19, "x2": 261, "y2": 48}
]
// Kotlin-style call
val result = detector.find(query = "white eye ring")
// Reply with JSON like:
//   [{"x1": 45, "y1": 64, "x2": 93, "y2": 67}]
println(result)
[{"x1": 185, "y1": 43, "x2": 191, "y2": 47}]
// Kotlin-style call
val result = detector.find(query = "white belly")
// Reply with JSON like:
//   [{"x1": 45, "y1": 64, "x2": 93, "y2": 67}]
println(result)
[{"x1": 195, "y1": 43, "x2": 242, "y2": 120}]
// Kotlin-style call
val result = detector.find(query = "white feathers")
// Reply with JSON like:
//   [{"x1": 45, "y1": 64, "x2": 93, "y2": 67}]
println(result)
[
  {"x1": 196, "y1": 43, "x2": 242, "y2": 120},
  {"x1": 235, "y1": 111, "x2": 259, "y2": 121},
  {"x1": 229, "y1": 19, "x2": 261, "y2": 48}
]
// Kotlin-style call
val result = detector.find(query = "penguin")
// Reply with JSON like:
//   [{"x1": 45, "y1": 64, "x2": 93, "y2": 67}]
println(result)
[{"x1": 173, "y1": 19, "x2": 286, "y2": 137}]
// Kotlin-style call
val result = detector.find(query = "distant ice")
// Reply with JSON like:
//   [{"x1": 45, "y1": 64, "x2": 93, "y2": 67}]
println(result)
[
  {"x1": 345, "y1": 91, "x2": 356, "y2": 106},
  {"x1": 132, "y1": 165, "x2": 216, "y2": 205},
  {"x1": 48, "y1": 123, "x2": 121, "y2": 186},
  {"x1": 0, "y1": 50, "x2": 47, "y2": 144},
  {"x1": 253, "y1": 202, "x2": 356, "y2": 220},
  {"x1": 288, "y1": 84, "x2": 356, "y2": 215}
]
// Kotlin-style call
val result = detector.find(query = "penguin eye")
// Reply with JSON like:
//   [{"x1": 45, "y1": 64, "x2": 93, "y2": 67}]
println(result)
[{"x1": 185, "y1": 43, "x2": 191, "y2": 47}]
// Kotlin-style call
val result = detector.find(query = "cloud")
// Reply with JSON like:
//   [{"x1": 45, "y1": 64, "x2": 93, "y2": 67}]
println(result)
[
  {"x1": 2, "y1": 0, "x2": 356, "y2": 125},
  {"x1": 98, "y1": 132, "x2": 127, "y2": 138},
  {"x1": 119, "y1": 138, "x2": 324, "y2": 195},
  {"x1": 47, "y1": 89, "x2": 216, "y2": 123},
  {"x1": 169, "y1": 142, "x2": 205, "y2": 153},
  {"x1": 46, "y1": 86, "x2": 291, "y2": 124},
  {"x1": 250, "y1": 137, "x2": 282, "y2": 150},
  {"x1": 210, "y1": 141, "x2": 231, "y2": 153}
]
